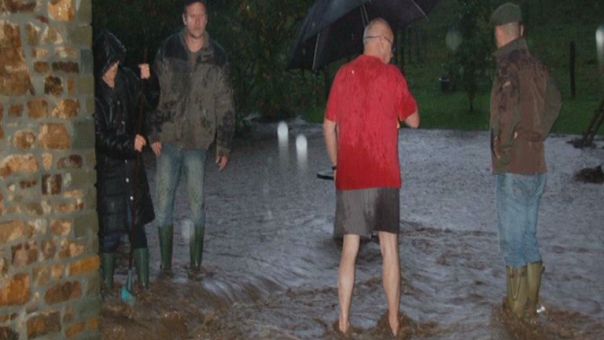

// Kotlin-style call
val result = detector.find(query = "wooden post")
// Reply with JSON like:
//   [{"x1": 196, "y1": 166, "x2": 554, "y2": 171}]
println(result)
[{"x1": 570, "y1": 41, "x2": 576, "y2": 99}]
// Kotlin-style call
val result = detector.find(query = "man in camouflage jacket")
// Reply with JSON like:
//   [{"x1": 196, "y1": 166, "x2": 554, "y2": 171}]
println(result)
[
  {"x1": 146, "y1": 0, "x2": 235, "y2": 277},
  {"x1": 490, "y1": 2, "x2": 560, "y2": 322}
]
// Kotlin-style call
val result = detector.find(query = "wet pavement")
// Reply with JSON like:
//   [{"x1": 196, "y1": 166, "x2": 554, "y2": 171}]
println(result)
[{"x1": 102, "y1": 123, "x2": 604, "y2": 339}]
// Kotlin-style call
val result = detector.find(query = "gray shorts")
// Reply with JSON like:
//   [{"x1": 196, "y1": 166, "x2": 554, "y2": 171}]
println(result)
[{"x1": 334, "y1": 188, "x2": 400, "y2": 238}]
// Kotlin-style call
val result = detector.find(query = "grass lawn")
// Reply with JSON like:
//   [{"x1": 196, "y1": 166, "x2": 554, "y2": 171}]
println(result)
[{"x1": 305, "y1": 0, "x2": 603, "y2": 136}]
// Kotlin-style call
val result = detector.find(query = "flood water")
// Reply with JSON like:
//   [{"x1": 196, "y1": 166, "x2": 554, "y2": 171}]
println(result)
[{"x1": 102, "y1": 124, "x2": 604, "y2": 339}]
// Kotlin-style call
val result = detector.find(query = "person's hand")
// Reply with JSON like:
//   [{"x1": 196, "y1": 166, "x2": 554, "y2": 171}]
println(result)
[
  {"x1": 139, "y1": 64, "x2": 151, "y2": 80},
  {"x1": 151, "y1": 142, "x2": 162, "y2": 157},
  {"x1": 397, "y1": 120, "x2": 401, "y2": 129},
  {"x1": 216, "y1": 154, "x2": 229, "y2": 171},
  {"x1": 134, "y1": 134, "x2": 146, "y2": 152}
]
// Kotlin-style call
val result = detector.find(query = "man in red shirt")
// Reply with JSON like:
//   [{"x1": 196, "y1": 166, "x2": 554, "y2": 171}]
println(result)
[{"x1": 323, "y1": 18, "x2": 419, "y2": 336}]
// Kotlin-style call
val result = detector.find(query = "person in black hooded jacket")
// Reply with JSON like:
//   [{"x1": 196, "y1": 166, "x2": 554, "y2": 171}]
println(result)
[{"x1": 93, "y1": 30, "x2": 155, "y2": 293}]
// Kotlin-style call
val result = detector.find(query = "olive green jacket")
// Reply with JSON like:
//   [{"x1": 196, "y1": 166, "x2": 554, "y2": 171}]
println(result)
[
  {"x1": 149, "y1": 30, "x2": 235, "y2": 156},
  {"x1": 490, "y1": 38, "x2": 561, "y2": 174}
]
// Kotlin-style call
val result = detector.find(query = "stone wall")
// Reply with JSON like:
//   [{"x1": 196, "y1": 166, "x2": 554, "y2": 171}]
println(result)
[{"x1": 0, "y1": 0, "x2": 100, "y2": 339}]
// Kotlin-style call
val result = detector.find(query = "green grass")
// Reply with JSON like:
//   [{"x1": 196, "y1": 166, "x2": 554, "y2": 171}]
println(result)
[{"x1": 399, "y1": 0, "x2": 603, "y2": 135}]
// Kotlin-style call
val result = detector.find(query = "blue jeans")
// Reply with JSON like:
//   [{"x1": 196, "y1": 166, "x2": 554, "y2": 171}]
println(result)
[
  {"x1": 155, "y1": 143, "x2": 207, "y2": 229},
  {"x1": 496, "y1": 173, "x2": 546, "y2": 268}
]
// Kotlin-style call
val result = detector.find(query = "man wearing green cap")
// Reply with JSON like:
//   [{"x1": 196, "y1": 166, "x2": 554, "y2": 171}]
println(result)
[{"x1": 489, "y1": 2, "x2": 561, "y2": 322}]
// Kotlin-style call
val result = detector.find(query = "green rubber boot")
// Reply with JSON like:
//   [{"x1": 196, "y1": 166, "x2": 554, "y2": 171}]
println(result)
[
  {"x1": 101, "y1": 253, "x2": 116, "y2": 290},
  {"x1": 158, "y1": 226, "x2": 173, "y2": 276},
  {"x1": 134, "y1": 248, "x2": 150, "y2": 289},
  {"x1": 189, "y1": 225, "x2": 205, "y2": 272},
  {"x1": 526, "y1": 262, "x2": 544, "y2": 319},
  {"x1": 505, "y1": 266, "x2": 528, "y2": 319}
]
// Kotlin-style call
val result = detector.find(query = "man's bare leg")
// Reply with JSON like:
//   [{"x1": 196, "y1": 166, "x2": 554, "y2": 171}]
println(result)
[
  {"x1": 338, "y1": 234, "x2": 360, "y2": 333},
  {"x1": 379, "y1": 231, "x2": 400, "y2": 336}
]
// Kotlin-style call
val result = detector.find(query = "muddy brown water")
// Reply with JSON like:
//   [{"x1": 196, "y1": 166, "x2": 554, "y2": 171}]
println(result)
[{"x1": 102, "y1": 126, "x2": 604, "y2": 339}]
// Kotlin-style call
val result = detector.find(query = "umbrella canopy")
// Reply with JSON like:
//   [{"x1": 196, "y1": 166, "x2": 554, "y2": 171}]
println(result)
[{"x1": 288, "y1": 0, "x2": 440, "y2": 71}]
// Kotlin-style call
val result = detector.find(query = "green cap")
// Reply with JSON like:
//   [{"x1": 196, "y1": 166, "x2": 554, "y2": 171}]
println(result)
[{"x1": 490, "y1": 2, "x2": 522, "y2": 26}]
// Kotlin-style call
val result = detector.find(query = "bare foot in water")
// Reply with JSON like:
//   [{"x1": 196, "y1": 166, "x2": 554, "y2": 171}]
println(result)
[
  {"x1": 389, "y1": 314, "x2": 400, "y2": 336},
  {"x1": 332, "y1": 319, "x2": 352, "y2": 337}
]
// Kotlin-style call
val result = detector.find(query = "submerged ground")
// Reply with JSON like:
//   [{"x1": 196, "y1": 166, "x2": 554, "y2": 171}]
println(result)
[{"x1": 102, "y1": 124, "x2": 604, "y2": 339}]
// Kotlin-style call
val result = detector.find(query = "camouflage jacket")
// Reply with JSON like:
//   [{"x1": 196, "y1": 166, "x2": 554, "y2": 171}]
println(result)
[
  {"x1": 148, "y1": 30, "x2": 235, "y2": 156},
  {"x1": 490, "y1": 38, "x2": 560, "y2": 174}
]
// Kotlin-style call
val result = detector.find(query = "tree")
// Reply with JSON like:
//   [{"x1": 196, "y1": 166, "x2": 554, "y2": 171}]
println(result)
[{"x1": 453, "y1": 0, "x2": 491, "y2": 112}]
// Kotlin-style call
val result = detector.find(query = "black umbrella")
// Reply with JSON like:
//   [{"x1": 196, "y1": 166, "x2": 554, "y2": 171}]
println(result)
[{"x1": 288, "y1": 0, "x2": 440, "y2": 71}]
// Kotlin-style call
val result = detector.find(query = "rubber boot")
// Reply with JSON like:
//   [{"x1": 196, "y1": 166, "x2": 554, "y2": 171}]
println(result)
[
  {"x1": 526, "y1": 262, "x2": 544, "y2": 319},
  {"x1": 158, "y1": 226, "x2": 173, "y2": 276},
  {"x1": 134, "y1": 248, "x2": 150, "y2": 289},
  {"x1": 101, "y1": 253, "x2": 116, "y2": 290},
  {"x1": 189, "y1": 225, "x2": 205, "y2": 273},
  {"x1": 505, "y1": 266, "x2": 528, "y2": 319}
]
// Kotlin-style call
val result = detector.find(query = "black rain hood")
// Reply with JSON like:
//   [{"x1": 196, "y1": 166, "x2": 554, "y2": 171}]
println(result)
[{"x1": 93, "y1": 30, "x2": 126, "y2": 78}]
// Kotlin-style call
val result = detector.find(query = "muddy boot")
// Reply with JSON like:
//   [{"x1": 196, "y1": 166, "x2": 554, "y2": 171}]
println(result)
[
  {"x1": 526, "y1": 262, "x2": 544, "y2": 320},
  {"x1": 101, "y1": 253, "x2": 116, "y2": 297},
  {"x1": 505, "y1": 266, "x2": 528, "y2": 319},
  {"x1": 189, "y1": 225, "x2": 205, "y2": 276},
  {"x1": 134, "y1": 248, "x2": 150, "y2": 289},
  {"x1": 158, "y1": 226, "x2": 173, "y2": 277}
]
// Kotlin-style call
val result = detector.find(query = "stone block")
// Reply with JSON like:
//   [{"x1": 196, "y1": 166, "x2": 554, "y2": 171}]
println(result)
[
  {"x1": 42, "y1": 173, "x2": 62, "y2": 195},
  {"x1": 0, "y1": 154, "x2": 39, "y2": 178},
  {"x1": 0, "y1": 273, "x2": 30, "y2": 306},
  {"x1": 44, "y1": 75, "x2": 63, "y2": 96},
  {"x1": 13, "y1": 130, "x2": 36, "y2": 149},
  {"x1": 33, "y1": 61, "x2": 49, "y2": 73},
  {"x1": 49, "y1": 0, "x2": 76, "y2": 22},
  {"x1": 0, "y1": 326, "x2": 18, "y2": 340},
  {"x1": 19, "y1": 178, "x2": 37, "y2": 189},
  {"x1": 25, "y1": 22, "x2": 41, "y2": 46},
  {"x1": 58, "y1": 154, "x2": 83, "y2": 169},
  {"x1": 12, "y1": 241, "x2": 39, "y2": 266},
  {"x1": 27, "y1": 311, "x2": 61, "y2": 338},
  {"x1": 55, "y1": 46, "x2": 78, "y2": 59},
  {"x1": 0, "y1": 21, "x2": 34, "y2": 96},
  {"x1": 59, "y1": 240, "x2": 84, "y2": 258},
  {"x1": 0, "y1": 257, "x2": 7, "y2": 279},
  {"x1": 67, "y1": 77, "x2": 76, "y2": 95},
  {"x1": 27, "y1": 98, "x2": 49, "y2": 118},
  {"x1": 86, "y1": 317, "x2": 100, "y2": 333},
  {"x1": 41, "y1": 240, "x2": 57, "y2": 260},
  {"x1": 66, "y1": 321, "x2": 85, "y2": 338},
  {"x1": 68, "y1": 255, "x2": 99, "y2": 276},
  {"x1": 1, "y1": 0, "x2": 36, "y2": 13},
  {"x1": 0, "y1": 220, "x2": 33, "y2": 244},
  {"x1": 51, "y1": 99, "x2": 79, "y2": 118},
  {"x1": 34, "y1": 266, "x2": 50, "y2": 286},
  {"x1": 43, "y1": 26, "x2": 65, "y2": 45},
  {"x1": 39, "y1": 123, "x2": 71, "y2": 149},
  {"x1": 51, "y1": 264, "x2": 64, "y2": 280},
  {"x1": 9, "y1": 104, "x2": 23, "y2": 118},
  {"x1": 52, "y1": 61, "x2": 79, "y2": 73},
  {"x1": 42, "y1": 153, "x2": 53, "y2": 170},
  {"x1": 44, "y1": 281, "x2": 81, "y2": 304},
  {"x1": 71, "y1": 119, "x2": 94, "y2": 149},
  {"x1": 31, "y1": 47, "x2": 48, "y2": 58},
  {"x1": 55, "y1": 199, "x2": 84, "y2": 213},
  {"x1": 51, "y1": 219, "x2": 72, "y2": 236}
]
